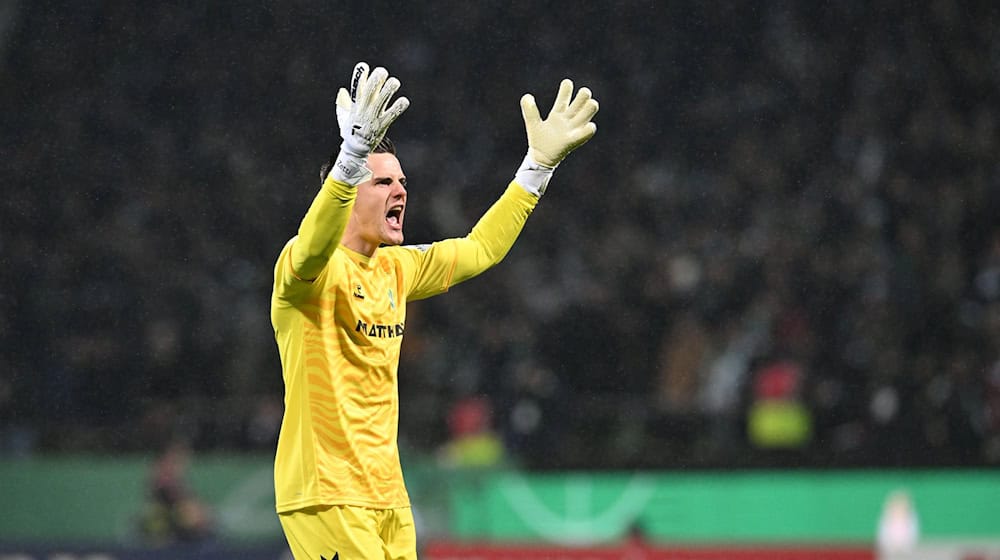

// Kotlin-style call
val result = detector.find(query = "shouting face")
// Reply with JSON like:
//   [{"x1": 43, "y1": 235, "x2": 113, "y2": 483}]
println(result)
[{"x1": 342, "y1": 152, "x2": 407, "y2": 256}]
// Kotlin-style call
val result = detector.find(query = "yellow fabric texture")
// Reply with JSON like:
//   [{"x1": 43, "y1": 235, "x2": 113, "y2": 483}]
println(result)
[
  {"x1": 279, "y1": 504, "x2": 417, "y2": 560},
  {"x1": 271, "y1": 179, "x2": 536, "y2": 513}
]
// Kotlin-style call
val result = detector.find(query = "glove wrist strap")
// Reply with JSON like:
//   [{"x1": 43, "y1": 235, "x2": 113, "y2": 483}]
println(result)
[
  {"x1": 514, "y1": 152, "x2": 556, "y2": 197},
  {"x1": 331, "y1": 146, "x2": 372, "y2": 185}
]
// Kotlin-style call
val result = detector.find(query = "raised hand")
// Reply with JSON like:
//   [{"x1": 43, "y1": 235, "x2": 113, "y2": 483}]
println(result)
[{"x1": 520, "y1": 79, "x2": 599, "y2": 168}]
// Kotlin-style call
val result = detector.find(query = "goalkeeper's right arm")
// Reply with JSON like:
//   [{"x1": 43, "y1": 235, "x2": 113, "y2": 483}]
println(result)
[{"x1": 289, "y1": 62, "x2": 409, "y2": 281}]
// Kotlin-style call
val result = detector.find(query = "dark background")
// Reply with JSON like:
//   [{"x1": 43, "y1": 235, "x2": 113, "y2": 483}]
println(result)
[{"x1": 2, "y1": 1, "x2": 999, "y2": 469}]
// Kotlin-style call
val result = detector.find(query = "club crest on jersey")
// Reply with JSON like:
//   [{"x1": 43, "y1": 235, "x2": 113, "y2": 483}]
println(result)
[{"x1": 353, "y1": 284, "x2": 364, "y2": 299}]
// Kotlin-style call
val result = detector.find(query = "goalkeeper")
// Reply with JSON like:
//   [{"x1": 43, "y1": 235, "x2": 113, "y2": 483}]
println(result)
[{"x1": 270, "y1": 61, "x2": 599, "y2": 560}]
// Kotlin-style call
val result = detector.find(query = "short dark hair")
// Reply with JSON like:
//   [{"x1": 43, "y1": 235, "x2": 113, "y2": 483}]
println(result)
[{"x1": 319, "y1": 137, "x2": 397, "y2": 182}]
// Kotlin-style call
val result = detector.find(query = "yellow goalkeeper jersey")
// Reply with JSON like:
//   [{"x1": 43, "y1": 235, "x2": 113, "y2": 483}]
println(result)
[{"x1": 271, "y1": 179, "x2": 537, "y2": 513}]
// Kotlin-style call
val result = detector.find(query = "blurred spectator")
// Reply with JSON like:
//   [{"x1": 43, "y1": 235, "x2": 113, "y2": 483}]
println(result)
[
  {"x1": 138, "y1": 439, "x2": 215, "y2": 545},
  {"x1": 500, "y1": 359, "x2": 568, "y2": 468},
  {"x1": 877, "y1": 490, "x2": 920, "y2": 556},
  {"x1": 438, "y1": 396, "x2": 506, "y2": 469},
  {"x1": 747, "y1": 359, "x2": 813, "y2": 450}
]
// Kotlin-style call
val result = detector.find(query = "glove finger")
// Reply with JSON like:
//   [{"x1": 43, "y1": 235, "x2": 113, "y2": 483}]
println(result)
[
  {"x1": 367, "y1": 66, "x2": 389, "y2": 88},
  {"x1": 350, "y1": 62, "x2": 369, "y2": 103},
  {"x1": 380, "y1": 96, "x2": 410, "y2": 127},
  {"x1": 551, "y1": 79, "x2": 574, "y2": 115},
  {"x1": 566, "y1": 86, "x2": 593, "y2": 116},
  {"x1": 336, "y1": 88, "x2": 351, "y2": 134},
  {"x1": 355, "y1": 66, "x2": 383, "y2": 117},
  {"x1": 363, "y1": 67, "x2": 389, "y2": 102},
  {"x1": 336, "y1": 87, "x2": 351, "y2": 110},
  {"x1": 569, "y1": 98, "x2": 600, "y2": 126},
  {"x1": 375, "y1": 76, "x2": 402, "y2": 114},
  {"x1": 520, "y1": 94, "x2": 542, "y2": 128},
  {"x1": 360, "y1": 67, "x2": 390, "y2": 124},
  {"x1": 568, "y1": 122, "x2": 598, "y2": 149}
]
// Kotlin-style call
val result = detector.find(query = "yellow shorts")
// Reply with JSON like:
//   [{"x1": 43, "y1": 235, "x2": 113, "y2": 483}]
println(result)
[{"x1": 278, "y1": 504, "x2": 418, "y2": 560}]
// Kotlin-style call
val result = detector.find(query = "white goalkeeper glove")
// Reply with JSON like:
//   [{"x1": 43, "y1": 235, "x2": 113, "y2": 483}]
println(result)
[
  {"x1": 515, "y1": 79, "x2": 599, "y2": 196},
  {"x1": 330, "y1": 62, "x2": 410, "y2": 185}
]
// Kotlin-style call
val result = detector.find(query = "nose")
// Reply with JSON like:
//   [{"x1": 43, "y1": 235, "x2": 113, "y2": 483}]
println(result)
[{"x1": 393, "y1": 180, "x2": 407, "y2": 198}]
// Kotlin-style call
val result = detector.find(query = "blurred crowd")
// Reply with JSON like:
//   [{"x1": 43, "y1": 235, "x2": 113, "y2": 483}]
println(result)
[{"x1": 2, "y1": 1, "x2": 999, "y2": 469}]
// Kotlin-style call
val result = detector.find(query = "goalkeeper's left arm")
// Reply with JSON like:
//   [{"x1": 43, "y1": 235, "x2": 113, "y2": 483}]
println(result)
[{"x1": 406, "y1": 79, "x2": 599, "y2": 296}]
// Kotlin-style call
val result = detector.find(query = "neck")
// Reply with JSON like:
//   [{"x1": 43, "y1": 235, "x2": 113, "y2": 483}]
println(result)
[{"x1": 341, "y1": 231, "x2": 378, "y2": 257}]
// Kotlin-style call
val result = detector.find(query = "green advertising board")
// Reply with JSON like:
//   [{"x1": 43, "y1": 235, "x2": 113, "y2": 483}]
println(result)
[
  {"x1": 1, "y1": 456, "x2": 998, "y2": 546},
  {"x1": 0, "y1": 455, "x2": 281, "y2": 543},
  {"x1": 448, "y1": 470, "x2": 1000, "y2": 545}
]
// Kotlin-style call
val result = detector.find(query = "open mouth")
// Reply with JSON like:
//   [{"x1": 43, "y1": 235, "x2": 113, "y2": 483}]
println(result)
[{"x1": 386, "y1": 205, "x2": 404, "y2": 230}]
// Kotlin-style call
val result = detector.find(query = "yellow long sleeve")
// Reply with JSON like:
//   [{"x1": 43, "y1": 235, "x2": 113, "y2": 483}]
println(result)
[
  {"x1": 449, "y1": 182, "x2": 538, "y2": 284},
  {"x1": 289, "y1": 176, "x2": 357, "y2": 281},
  {"x1": 395, "y1": 182, "x2": 538, "y2": 301}
]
